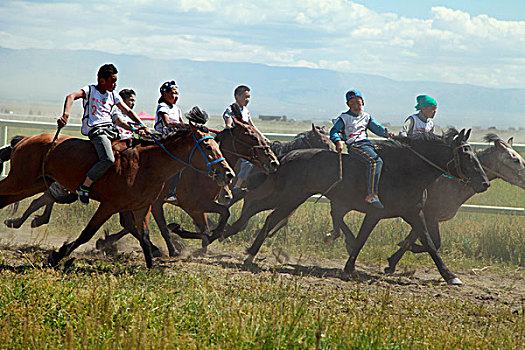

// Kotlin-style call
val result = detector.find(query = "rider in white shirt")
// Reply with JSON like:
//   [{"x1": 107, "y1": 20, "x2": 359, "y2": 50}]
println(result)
[
  {"x1": 57, "y1": 64, "x2": 148, "y2": 204},
  {"x1": 399, "y1": 95, "x2": 437, "y2": 137}
]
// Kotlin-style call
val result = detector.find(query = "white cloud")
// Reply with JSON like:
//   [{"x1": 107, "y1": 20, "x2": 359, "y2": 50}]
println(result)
[{"x1": 1, "y1": 0, "x2": 524, "y2": 88}]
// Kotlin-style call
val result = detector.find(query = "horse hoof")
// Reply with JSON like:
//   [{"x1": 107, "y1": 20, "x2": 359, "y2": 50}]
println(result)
[
  {"x1": 4, "y1": 219, "x2": 20, "y2": 229},
  {"x1": 152, "y1": 249, "x2": 163, "y2": 258},
  {"x1": 167, "y1": 223, "x2": 181, "y2": 233},
  {"x1": 244, "y1": 255, "x2": 255, "y2": 266},
  {"x1": 384, "y1": 266, "x2": 395, "y2": 274},
  {"x1": 47, "y1": 251, "x2": 58, "y2": 267},
  {"x1": 447, "y1": 277, "x2": 463, "y2": 285}
]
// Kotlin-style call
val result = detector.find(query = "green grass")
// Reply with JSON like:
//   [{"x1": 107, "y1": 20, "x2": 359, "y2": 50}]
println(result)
[{"x1": 0, "y1": 259, "x2": 523, "y2": 349}]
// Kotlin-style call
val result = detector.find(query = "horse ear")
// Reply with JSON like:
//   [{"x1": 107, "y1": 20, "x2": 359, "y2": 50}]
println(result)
[
  {"x1": 312, "y1": 123, "x2": 319, "y2": 134},
  {"x1": 465, "y1": 129, "x2": 471, "y2": 141},
  {"x1": 457, "y1": 129, "x2": 465, "y2": 143},
  {"x1": 189, "y1": 122, "x2": 197, "y2": 133},
  {"x1": 508, "y1": 137, "x2": 514, "y2": 146}
]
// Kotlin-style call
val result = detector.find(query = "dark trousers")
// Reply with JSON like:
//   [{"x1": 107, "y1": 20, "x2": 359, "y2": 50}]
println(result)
[{"x1": 347, "y1": 140, "x2": 383, "y2": 196}]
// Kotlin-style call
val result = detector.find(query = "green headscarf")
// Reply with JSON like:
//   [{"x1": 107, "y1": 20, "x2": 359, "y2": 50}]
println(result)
[{"x1": 415, "y1": 95, "x2": 437, "y2": 110}]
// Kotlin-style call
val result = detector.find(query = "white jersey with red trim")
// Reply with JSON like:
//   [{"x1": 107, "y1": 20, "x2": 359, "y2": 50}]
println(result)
[{"x1": 81, "y1": 85, "x2": 121, "y2": 136}]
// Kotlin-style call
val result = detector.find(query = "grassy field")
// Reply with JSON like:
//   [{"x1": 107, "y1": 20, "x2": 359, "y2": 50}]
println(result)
[{"x1": 0, "y1": 117, "x2": 523, "y2": 348}]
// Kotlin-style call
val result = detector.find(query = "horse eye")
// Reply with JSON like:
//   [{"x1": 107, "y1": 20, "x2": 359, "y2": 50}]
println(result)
[{"x1": 205, "y1": 144, "x2": 212, "y2": 151}]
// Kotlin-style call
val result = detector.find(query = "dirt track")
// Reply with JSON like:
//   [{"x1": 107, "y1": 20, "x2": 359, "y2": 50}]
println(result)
[{"x1": 1, "y1": 226, "x2": 524, "y2": 313}]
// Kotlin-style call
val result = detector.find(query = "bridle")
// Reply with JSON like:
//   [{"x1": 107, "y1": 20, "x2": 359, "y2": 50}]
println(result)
[
  {"x1": 132, "y1": 123, "x2": 225, "y2": 176},
  {"x1": 407, "y1": 143, "x2": 473, "y2": 185}
]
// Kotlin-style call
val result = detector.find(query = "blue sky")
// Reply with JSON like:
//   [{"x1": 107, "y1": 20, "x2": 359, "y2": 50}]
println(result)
[{"x1": 1, "y1": 0, "x2": 524, "y2": 88}]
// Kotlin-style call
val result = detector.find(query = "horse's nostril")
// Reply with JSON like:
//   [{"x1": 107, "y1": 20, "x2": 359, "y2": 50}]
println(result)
[
  {"x1": 226, "y1": 171, "x2": 235, "y2": 179},
  {"x1": 271, "y1": 160, "x2": 279, "y2": 167}
]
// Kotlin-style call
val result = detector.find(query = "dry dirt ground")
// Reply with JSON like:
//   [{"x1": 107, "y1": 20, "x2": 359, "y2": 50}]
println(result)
[{"x1": 1, "y1": 226, "x2": 524, "y2": 314}]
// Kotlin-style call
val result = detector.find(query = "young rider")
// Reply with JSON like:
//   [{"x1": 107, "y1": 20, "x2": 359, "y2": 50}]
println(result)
[
  {"x1": 399, "y1": 95, "x2": 437, "y2": 137},
  {"x1": 330, "y1": 89, "x2": 395, "y2": 209},
  {"x1": 57, "y1": 64, "x2": 148, "y2": 205},
  {"x1": 154, "y1": 80, "x2": 186, "y2": 134},
  {"x1": 223, "y1": 85, "x2": 263, "y2": 197},
  {"x1": 154, "y1": 80, "x2": 187, "y2": 203},
  {"x1": 111, "y1": 88, "x2": 138, "y2": 139}
]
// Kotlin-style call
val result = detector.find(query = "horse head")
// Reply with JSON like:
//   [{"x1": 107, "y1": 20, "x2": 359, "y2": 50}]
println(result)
[
  {"x1": 187, "y1": 123, "x2": 235, "y2": 186},
  {"x1": 447, "y1": 128, "x2": 490, "y2": 193},
  {"x1": 221, "y1": 119, "x2": 279, "y2": 174},
  {"x1": 307, "y1": 123, "x2": 335, "y2": 151},
  {"x1": 482, "y1": 134, "x2": 525, "y2": 189}
]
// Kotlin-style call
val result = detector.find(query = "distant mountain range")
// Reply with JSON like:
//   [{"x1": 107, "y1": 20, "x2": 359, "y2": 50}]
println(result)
[{"x1": 0, "y1": 47, "x2": 523, "y2": 128}]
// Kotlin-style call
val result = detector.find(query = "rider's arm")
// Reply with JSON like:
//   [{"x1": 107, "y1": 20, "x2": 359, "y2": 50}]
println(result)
[
  {"x1": 368, "y1": 116, "x2": 393, "y2": 138},
  {"x1": 58, "y1": 89, "x2": 85, "y2": 127},
  {"x1": 223, "y1": 109, "x2": 234, "y2": 128},
  {"x1": 117, "y1": 101, "x2": 144, "y2": 126},
  {"x1": 399, "y1": 117, "x2": 414, "y2": 137},
  {"x1": 329, "y1": 118, "x2": 345, "y2": 153}
]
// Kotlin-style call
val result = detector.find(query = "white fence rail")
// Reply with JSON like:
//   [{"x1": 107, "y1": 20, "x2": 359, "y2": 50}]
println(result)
[{"x1": 0, "y1": 119, "x2": 523, "y2": 216}]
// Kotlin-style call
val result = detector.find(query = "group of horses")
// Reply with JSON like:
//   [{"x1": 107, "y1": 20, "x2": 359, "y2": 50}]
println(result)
[{"x1": 1, "y1": 115, "x2": 524, "y2": 285}]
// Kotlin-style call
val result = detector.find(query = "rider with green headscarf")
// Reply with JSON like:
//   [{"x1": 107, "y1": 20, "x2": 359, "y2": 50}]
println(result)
[{"x1": 399, "y1": 95, "x2": 437, "y2": 137}]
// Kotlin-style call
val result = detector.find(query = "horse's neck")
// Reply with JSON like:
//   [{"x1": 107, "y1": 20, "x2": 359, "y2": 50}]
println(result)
[
  {"x1": 220, "y1": 135, "x2": 242, "y2": 166},
  {"x1": 145, "y1": 137, "x2": 194, "y2": 179},
  {"x1": 278, "y1": 135, "x2": 311, "y2": 156}
]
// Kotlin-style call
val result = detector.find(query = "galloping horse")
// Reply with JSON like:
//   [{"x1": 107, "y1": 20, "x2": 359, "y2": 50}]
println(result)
[
  {"x1": 380, "y1": 134, "x2": 525, "y2": 274},
  {"x1": 0, "y1": 122, "x2": 234, "y2": 268},
  {"x1": 222, "y1": 129, "x2": 490, "y2": 284},
  {"x1": 96, "y1": 119, "x2": 279, "y2": 255}
]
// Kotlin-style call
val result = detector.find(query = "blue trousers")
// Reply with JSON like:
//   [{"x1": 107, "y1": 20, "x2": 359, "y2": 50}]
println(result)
[
  {"x1": 237, "y1": 158, "x2": 254, "y2": 181},
  {"x1": 86, "y1": 126, "x2": 119, "y2": 182},
  {"x1": 347, "y1": 140, "x2": 383, "y2": 196}
]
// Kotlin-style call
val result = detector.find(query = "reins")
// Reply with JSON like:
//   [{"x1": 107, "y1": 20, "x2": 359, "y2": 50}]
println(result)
[
  {"x1": 41, "y1": 126, "x2": 63, "y2": 191},
  {"x1": 315, "y1": 151, "x2": 343, "y2": 203},
  {"x1": 130, "y1": 123, "x2": 225, "y2": 175}
]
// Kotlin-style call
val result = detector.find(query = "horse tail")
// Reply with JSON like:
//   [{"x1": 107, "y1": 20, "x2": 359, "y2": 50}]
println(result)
[{"x1": 0, "y1": 135, "x2": 25, "y2": 173}]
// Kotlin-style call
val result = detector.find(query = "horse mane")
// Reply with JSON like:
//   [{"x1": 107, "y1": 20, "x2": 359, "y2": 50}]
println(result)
[
  {"x1": 270, "y1": 127, "x2": 328, "y2": 158},
  {"x1": 134, "y1": 124, "x2": 209, "y2": 146},
  {"x1": 375, "y1": 129, "x2": 456, "y2": 163},
  {"x1": 484, "y1": 133, "x2": 504, "y2": 145}
]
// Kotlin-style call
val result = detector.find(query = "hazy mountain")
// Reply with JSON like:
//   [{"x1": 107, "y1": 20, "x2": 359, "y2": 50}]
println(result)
[{"x1": 0, "y1": 47, "x2": 523, "y2": 128}]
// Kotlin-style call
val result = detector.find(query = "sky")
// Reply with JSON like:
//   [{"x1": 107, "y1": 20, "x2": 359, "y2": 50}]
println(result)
[{"x1": 1, "y1": 0, "x2": 524, "y2": 89}]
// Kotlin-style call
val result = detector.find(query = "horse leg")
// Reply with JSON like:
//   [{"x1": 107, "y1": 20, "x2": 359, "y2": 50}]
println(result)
[
  {"x1": 402, "y1": 211, "x2": 460, "y2": 284},
  {"x1": 220, "y1": 197, "x2": 274, "y2": 242},
  {"x1": 117, "y1": 211, "x2": 163, "y2": 258},
  {"x1": 150, "y1": 201, "x2": 182, "y2": 257},
  {"x1": 326, "y1": 202, "x2": 354, "y2": 244},
  {"x1": 48, "y1": 204, "x2": 113, "y2": 267},
  {"x1": 245, "y1": 200, "x2": 305, "y2": 264},
  {"x1": 385, "y1": 228, "x2": 419, "y2": 274},
  {"x1": 343, "y1": 214, "x2": 380, "y2": 275},
  {"x1": 31, "y1": 197, "x2": 56, "y2": 228},
  {"x1": 4, "y1": 191, "x2": 54, "y2": 228},
  {"x1": 131, "y1": 207, "x2": 155, "y2": 268}
]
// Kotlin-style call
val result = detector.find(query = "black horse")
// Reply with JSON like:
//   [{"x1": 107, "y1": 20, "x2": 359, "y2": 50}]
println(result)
[{"x1": 223, "y1": 129, "x2": 490, "y2": 284}]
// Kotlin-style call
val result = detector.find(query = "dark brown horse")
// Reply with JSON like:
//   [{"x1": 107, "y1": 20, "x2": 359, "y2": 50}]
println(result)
[
  {"x1": 222, "y1": 129, "x2": 490, "y2": 284},
  {"x1": 381, "y1": 134, "x2": 525, "y2": 273},
  {"x1": 97, "y1": 119, "x2": 279, "y2": 255},
  {"x1": 0, "y1": 123, "x2": 234, "y2": 268}
]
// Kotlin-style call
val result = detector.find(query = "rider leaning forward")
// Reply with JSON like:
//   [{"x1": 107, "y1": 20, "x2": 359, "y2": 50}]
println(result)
[
  {"x1": 330, "y1": 89, "x2": 395, "y2": 209},
  {"x1": 57, "y1": 63, "x2": 148, "y2": 205}
]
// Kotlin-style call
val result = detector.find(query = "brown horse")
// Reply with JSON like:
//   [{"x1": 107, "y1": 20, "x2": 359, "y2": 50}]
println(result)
[
  {"x1": 0, "y1": 123, "x2": 234, "y2": 267},
  {"x1": 96, "y1": 119, "x2": 279, "y2": 256}
]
